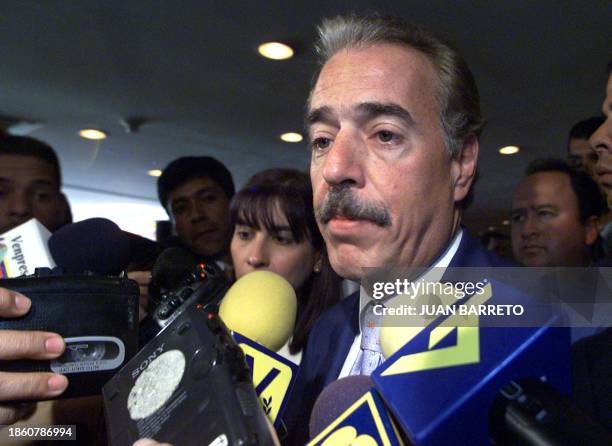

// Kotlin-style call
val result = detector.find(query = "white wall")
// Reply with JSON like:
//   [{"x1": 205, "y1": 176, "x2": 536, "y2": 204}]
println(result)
[{"x1": 64, "y1": 187, "x2": 169, "y2": 240}]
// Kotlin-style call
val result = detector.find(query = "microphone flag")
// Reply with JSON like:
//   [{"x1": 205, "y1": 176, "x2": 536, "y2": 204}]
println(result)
[
  {"x1": 307, "y1": 388, "x2": 403, "y2": 446},
  {"x1": 232, "y1": 332, "x2": 298, "y2": 427},
  {"x1": 372, "y1": 280, "x2": 572, "y2": 446}
]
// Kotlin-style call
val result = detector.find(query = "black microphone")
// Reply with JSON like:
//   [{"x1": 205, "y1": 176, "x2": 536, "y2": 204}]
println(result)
[
  {"x1": 490, "y1": 379, "x2": 612, "y2": 446},
  {"x1": 148, "y1": 246, "x2": 200, "y2": 304},
  {"x1": 48, "y1": 218, "x2": 131, "y2": 275},
  {"x1": 309, "y1": 375, "x2": 374, "y2": 438}
]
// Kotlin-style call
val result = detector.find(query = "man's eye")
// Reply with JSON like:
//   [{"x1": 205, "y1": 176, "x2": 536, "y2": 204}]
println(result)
[
  {"x1": 377, "y1": 130, "x2": 396, "y2": 143},
  {"x1": 172, "y1": 205, "x2": 186, "y2": 216},
  {"x1": 32, "y1": 192, "x2": 51, "y2": 201},
  {"x1": 538, "y1": 210, "x2": 554, "y2": 218},
  {"x1": 511, "y1": 213, "x2": 523, "y2": 223},
  {"x1": 311, "y1": 137, "x2": 331, "y2": 151}
]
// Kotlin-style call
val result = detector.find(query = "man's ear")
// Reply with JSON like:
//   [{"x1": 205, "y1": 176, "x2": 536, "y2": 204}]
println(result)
[
  {"x1": 451, "y1": 134, "x2": 479, "y2": 203},
  {"x1": 585, "y1": 215, "x2": 600, "y2": 246}
]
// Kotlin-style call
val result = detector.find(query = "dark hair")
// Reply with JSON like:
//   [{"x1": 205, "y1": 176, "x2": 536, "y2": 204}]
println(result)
[
  {"x1": 158, "y1": 156, "x2": 235, "y2": 211},
  {"x1": 607, "y1": 59, "x2": 612, "y2": 76},
  {"x1": 525, "y1": 158, "x2": 605, "y2": 222},
  {"x1": 568, "y1": 116, "x2": 606, "y2": 142},
  {"x1": 230, "y1": 168, "x2": 342, "y2": 354},
  {"x1": 0, "y1": 135, "x2": 61, "y2": 186}
]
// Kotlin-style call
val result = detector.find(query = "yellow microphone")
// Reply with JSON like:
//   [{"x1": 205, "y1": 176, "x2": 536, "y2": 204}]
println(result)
[
  {"x1": 218, "y1": 270, "x2": 299, "y2": 426},
  {"x1": 219, "y1": 270, "x2": 297, "y2": 351}
]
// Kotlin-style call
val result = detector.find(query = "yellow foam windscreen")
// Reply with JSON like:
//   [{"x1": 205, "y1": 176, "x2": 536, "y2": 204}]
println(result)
[{"x1": 219, "y1": 270, "x2": 297, "y2": 352}]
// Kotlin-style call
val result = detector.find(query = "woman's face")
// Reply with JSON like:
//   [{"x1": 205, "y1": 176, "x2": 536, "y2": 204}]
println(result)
[{"x1": 231, "y1": 205, "x2": 318, "y2": 290}]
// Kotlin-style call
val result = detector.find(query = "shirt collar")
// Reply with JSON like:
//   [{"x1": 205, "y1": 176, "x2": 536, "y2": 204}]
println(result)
[{"x1": 357, "y1": 228, "x2": 464, "y2": 330}]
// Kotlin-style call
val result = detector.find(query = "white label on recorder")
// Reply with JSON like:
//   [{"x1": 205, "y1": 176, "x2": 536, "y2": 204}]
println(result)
[{"x1": 50, "y1": 336, "x2": 125, "y2": 374}]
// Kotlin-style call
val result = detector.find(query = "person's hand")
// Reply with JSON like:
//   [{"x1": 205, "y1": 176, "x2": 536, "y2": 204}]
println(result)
[
  {"x1": 133, "y1": 439, "x2": 173, "y2": 446},
  {"x1": 0, "y1": 288, "x2": 68, "y2": 424},
  {"x1": 128, "y1": 271, "x2": 152, "y2": 321}
]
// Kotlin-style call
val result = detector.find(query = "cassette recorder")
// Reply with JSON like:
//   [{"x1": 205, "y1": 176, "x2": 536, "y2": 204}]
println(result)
[
  {"x1": 0, "y1": 268, "x2": 139, "y2": 399},
  {"x1": 103, "y1": 303, "x2": 275, "y2": 446}
]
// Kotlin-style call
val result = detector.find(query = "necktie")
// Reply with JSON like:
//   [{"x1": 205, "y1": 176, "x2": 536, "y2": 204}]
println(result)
[{"x1": 349, "y1": 301, "x2": 385, "y2": 376}]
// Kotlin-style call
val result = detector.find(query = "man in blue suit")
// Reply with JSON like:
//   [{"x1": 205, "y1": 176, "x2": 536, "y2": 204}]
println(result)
[{"x1": 282, "y1": 14, "x2": 501, "y2": 442}]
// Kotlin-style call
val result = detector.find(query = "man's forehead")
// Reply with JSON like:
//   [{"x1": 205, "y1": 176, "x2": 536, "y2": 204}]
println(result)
[
  {"x1": 0, "y1": 154, "x2": 58, "y2": 184},
  {"x1": 513, "y1": 172, "x2": 573, "y2": 205},
  {"x1": 309, "y1": 43, "x2": 437, "y2": 113},
  {"x1": 167, "y1": 176, "x2": 223, "y2": 201}
]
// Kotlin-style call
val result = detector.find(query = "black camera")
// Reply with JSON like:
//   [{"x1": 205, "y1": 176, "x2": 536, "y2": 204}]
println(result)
[
  {"x1": 0, "y1": 268, "x2": 139, "y2": 399},
  {"x1": 139, "y1": 261, "x2": 230, "y2": 346},
  {"x1": 103, "y1": 303, "x2": 275, "y2": 445}
]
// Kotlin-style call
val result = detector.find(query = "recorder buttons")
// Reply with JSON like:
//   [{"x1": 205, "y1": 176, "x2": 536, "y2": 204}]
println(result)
[
  {"x1": 190, "y1": 347, "x2": 216, "y2": 380},
  {"x1": 177, "y1": 321, "x2": 191, "y2": 335},
  {"x1": 157, "y1": 306, "x2": 172, "y2": 320},
  {"x1": 180, "y1": 287, "x2": 194, "y2": 299}
]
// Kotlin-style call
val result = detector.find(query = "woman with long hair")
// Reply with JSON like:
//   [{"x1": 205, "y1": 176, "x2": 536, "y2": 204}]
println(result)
[{"x1": 229, "y1": 168, "x2": 342, "y2": 362}]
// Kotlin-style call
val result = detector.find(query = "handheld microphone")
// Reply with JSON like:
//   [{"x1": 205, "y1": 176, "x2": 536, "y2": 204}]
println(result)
[
  {"x1": 48, "y1": 217, "x2": 131, "y2": 275},
  {"x1": 148, "y1": 247, "x2": 200, "y2": 305},
  {"x1": 307, "y1": 375, "x2": 402, "y2": 445},
  {"x1": 219, "y1": 270, "x2": 297, "y2": 351},
  {"x1": 371, "y1": 279, "x2": 572, "y2": 446},
  {"x1": 219, "y1": 271, "x2": 300, "y2": 428},
  {"x1": 490, "y1": 379, "x2": 612, "y2": 446}
]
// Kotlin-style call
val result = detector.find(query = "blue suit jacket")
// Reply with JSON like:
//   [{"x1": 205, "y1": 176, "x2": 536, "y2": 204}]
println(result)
[{"x1": 282, "y1": 232, "x2": 513, "y2": 444}]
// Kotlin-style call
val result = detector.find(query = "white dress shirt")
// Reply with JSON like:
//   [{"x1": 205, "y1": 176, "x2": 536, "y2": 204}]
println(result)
[{"x1": 338, "y1": 229, "x2": 464, "y2": 378}]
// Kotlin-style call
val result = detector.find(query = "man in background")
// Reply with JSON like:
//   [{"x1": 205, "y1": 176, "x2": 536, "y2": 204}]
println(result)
[
  {"x1": 130, "y1": 156, "x2": 235, "y2": 319},
  {"x1": 157, "y1": 156, "x2": 234, "y2": 264},
  {"x1": 567, "y1": 116, "x2": 605, "y2": 180},
  {"x1": 589, "y1": 60, "x2": 612, "y2": 258},
  {"x1": 511, "y1": 158, "x2": 604, "y2": 267},
  {"x1": 0, "y1": 135, "x2": 71, "y2": 235}
]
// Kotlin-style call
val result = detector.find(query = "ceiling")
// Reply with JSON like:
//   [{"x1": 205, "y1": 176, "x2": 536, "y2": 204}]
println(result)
[{"x1": 1, "y1": 0, "x2": 610, "y2": 235}]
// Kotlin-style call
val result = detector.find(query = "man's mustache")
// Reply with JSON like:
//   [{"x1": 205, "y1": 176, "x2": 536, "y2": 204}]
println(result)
[{"x1": 315, "y1": 184, "x2": 391, "y2": 227}]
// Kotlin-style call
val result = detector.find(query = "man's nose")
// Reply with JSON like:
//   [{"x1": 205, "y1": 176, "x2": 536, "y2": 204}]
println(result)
[
  {"x1": 246, "y1": 236, "x2": 270, "y2": 268},
  {"x1": 321, "y1": 129, "x2": 365, "y2": 188},
  {"x1": 8, "y1": 190, "x2": 32, "y2": 222},
  {"x1": 520, "y1": 214, "x2": 539, "y2": 239},
  {"x1": 589, "y1": 116, "x2": 611, "y2": 157},
  {"x1": 191, "y1": 199, "x2": 209, "y2": 222}
]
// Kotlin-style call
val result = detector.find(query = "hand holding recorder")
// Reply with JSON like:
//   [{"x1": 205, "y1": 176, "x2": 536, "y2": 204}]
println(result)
[{"x1": 0, "y1": 287, "x2": 67, "y2": 424}]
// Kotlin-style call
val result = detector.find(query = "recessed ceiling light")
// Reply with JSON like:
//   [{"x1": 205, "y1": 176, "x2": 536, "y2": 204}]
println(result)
[
  {"x1": 79, "y1": 129, "x2": 107, "y2": 140},
  {"x1": 258, "y1": 42, "x2": 294, "y2": 60},
  {"x1": 488, "y1": 226, "x2": 496, "y2": 231},
  {"x1": 280, "y1": 132, "x2": 303, "y2": 143},
  {"x1": 148, "y1": 169, "x2": 162, "y2": 177},
  {"x1": 499, "y1": 145, "x2": 520, "y2": 155},
  {"x1": 502, "y1": 219, "x2": 510, "y2": 226}
]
